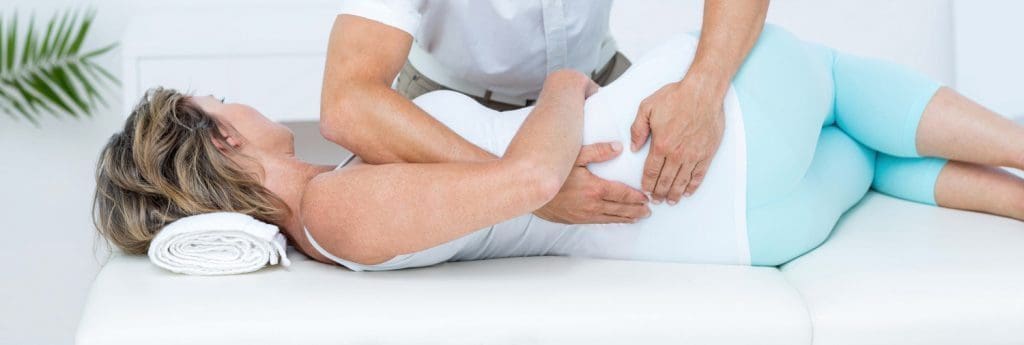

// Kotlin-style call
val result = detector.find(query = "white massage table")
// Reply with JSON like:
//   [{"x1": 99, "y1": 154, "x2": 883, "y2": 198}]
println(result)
[
  {"x1": 75, "y1": 192, "x2": 1024, "y2": 345},
  {"x1": 80, "y1": 3, "x2": 1024, "y2": 344}
]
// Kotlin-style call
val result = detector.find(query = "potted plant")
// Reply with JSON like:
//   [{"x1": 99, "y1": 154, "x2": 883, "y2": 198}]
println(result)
[{"x1": 0, "y1": 8, "x2": 118, "y2": 125}]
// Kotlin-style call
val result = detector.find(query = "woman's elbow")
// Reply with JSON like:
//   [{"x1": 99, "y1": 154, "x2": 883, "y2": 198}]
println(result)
[
  {"x1": 535, "y1": 169, "x2": 564, "y2": 206},
  {"x1": 320, "y1": 100, "x2": 359, "y2": 148},
  {"x1": 507, "y1": 159, "x2": 564, "y2": 208}
]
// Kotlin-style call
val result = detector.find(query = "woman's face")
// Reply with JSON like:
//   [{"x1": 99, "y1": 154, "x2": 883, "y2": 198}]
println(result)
[{"x1": 190, "y1": 95, "x2": 294, "y2": 155}]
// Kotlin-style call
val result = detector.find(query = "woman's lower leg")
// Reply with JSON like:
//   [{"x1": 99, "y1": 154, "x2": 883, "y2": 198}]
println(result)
[
  {"x1": 916, "y1": 87, "x2": 1024, "y2": 170},
  {"x1": 933, "y1": 160, "x2": 1024, "y2": 221}
]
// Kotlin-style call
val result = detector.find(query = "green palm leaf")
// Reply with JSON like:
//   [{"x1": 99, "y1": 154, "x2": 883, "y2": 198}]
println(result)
[{"x1": 0, "y1": 8, "x2": 119, "y2": 124}]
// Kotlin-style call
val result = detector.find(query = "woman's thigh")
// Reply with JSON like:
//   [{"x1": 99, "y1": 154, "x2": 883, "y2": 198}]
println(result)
[{"x1": 747, "y1": 127, "x2": 875, "y2": 266}]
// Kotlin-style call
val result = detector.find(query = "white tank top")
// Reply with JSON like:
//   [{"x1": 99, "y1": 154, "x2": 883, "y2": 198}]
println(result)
[{"x1": 307, "y1": 34, "x2": 749, "y2": 271}]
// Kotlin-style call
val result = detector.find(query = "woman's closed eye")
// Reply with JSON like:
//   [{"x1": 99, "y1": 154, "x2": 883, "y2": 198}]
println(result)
[{"x1": 206, "y1": 94, "x2": 226, "y2": 103}]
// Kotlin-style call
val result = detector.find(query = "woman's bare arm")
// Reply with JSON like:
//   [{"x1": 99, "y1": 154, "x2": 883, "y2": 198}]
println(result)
[
  {"x1": 303, "y1": 71, "x2": 596, "y2": 265},
  {"x1": 321, "y1": 14, "x2": 649, "y2": 224}
]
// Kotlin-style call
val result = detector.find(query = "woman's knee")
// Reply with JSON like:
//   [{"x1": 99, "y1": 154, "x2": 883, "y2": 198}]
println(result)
[
  {"x1": 872, "y1": 154, "x2": 947, "y2": 206},
  {"x1": 832, "y1": 53, "x2": 942, "y2": 157}
]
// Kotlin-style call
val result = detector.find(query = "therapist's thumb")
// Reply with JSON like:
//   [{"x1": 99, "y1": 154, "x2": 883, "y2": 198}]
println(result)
[
  {"x1": 630, "y1": 105, "x2": 652, "y2": 152},
  {"x1": 576, "y1": 141, "x2": 623, "y2": 166}
]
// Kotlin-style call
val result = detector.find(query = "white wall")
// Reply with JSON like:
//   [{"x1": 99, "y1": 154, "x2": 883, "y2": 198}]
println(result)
[
  {"x1": 0, "y1": 1, "x2": 127, "y2": 345},
  {"x1": 953, "y1": 0, "x2": 1024, "y2": 117},
  {"x1": 0, "y1": 0, "x2": 974, "y2": 344}
]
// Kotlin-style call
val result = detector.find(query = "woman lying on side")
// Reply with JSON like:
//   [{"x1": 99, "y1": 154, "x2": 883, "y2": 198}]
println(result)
[{"x1": 93, "y1": 25, "x2": 1024, "y2": 271}]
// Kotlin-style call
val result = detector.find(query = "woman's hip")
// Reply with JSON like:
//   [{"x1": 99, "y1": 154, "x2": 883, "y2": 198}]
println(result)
[{"x1": 734, "y1": 25, "x2": 841, "y2": 205}]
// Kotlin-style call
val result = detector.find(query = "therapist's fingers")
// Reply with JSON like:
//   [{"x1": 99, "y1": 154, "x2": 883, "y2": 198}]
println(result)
[
  {"x1": 641, "y1": 149, "x2": 666, "y2": 200},
  {"x1": 600, "y1": 201, "x2": 651, "y2": 221},
  {"x1": 666, "y1": 156, "x2": 699, "y2": 205},
  {"x1": 683, "y1": 159, "x2": 710, "y2": 199},
  {"x1": 668, "y1": 158, "x2": 705, "y2": 204},
  {"x1": 597, "y1": 179, "x2": 649, "y2": 219},
  {"x1": 630, "y1": 102, "x2": 653, "y2": 152},
  {"x1": 588, "y1": 214, "x2": 643, "y2": 224},
  {"x1": 575, "y1": 141, "x2": 623, "y2": 166},
  {"x1": 651, "y1": 152, "x2": 683, "y2": 203},
  {"x1": 598, "y1": 179, "x2": 649, "y2": 204}
]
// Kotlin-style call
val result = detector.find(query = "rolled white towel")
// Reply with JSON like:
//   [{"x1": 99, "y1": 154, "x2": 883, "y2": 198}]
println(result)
[{"x1": 147, "y1": 212, "x2": 291, "y2": 275}]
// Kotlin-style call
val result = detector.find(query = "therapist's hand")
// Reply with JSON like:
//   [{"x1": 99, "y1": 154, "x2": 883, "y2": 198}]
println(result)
[
  {"x1": 631, "y1": 76, "x2": 726, "y2": 205},
  {"x1": 534, "y1": 142, "x2": 651, "y2": 224}
]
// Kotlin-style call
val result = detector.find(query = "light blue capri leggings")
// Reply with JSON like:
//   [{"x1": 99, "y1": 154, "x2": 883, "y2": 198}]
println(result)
[{"x1": 738, "y1": 25, "x2": 947, "y2": 266}]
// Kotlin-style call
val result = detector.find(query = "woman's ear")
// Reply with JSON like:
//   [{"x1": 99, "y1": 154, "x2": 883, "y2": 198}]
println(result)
[
  {"x1": 211, "y1": 127, "x2": 242, "y2": 153},
  {"x1": 211, "y1": 136, "x2": 230, "y2": 153}
]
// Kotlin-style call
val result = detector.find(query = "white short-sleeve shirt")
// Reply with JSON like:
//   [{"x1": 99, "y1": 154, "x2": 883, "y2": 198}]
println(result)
[{"x1": 338, "y1": 0, "x2": 615, "y2": 101}]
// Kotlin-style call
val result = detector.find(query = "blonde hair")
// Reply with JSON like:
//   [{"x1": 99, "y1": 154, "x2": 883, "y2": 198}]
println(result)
[{"x1": 93, "y1": 87, "x2": 288, "y2": 254}]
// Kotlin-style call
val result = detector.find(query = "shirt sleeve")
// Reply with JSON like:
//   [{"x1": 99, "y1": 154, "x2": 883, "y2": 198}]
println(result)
[{"x1": 338, "y1": 0, "x2": 422, "y2": 37}]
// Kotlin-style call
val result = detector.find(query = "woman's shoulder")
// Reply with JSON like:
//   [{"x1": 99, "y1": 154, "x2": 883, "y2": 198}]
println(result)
[
  {"x1": 300, "y1": 161, "x2": 372, "y2": 228},
  {"x1": 299, "y1": 164, "x2": 381, "y2": 263},
  {"x1": 299, "y1": 163, "x2": 455, "y2": 270}
]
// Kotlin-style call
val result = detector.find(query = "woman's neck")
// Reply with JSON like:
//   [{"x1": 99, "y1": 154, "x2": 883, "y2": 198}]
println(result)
[{"x1": 258, "y1": 153, "x2": 334, "y2": 247}]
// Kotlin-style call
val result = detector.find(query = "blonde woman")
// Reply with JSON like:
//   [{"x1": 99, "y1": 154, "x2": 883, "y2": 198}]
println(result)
[{"x1": 94, "y1": 26, "x2": 1024, "y2": 271}]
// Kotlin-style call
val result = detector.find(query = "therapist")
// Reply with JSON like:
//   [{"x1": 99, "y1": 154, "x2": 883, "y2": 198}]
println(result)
[{"x1": 320, "y1": 0, "x2": 769, "y2": 224}]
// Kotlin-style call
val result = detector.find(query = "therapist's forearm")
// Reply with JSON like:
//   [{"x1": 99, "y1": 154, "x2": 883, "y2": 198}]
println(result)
[
  {"x1": 686, "y1": 0, "x2": 769, "y2": 94},
  {"x1": 322, "y1": 82, "x2": 496, "y2": 164}
]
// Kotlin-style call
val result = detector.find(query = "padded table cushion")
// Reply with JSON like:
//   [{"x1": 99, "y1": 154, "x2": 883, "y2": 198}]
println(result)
[
  {"x1": 76, "y1": 252, "x2": 810, "y2": 345},
  {"x1": 76, "y1": 191, "x2": 1024, "y2": 345},
  {"x1": 782, "y1": 193, "x2": 1024, "y2": 345}
]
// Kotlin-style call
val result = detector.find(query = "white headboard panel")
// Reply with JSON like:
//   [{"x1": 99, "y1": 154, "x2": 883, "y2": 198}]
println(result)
[
  {"x1": 121, "y1": 7, "x2": 340, "y2": 122},
  {"x1": 124, "y1": 1, "x2": 957, "y2": 121},
  {"x1": 953, "y1": 0, "x2": 1024, "y2": 117},
  {"x1": 611, "y1": 0, "x2": 954, "y2": 85}
]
